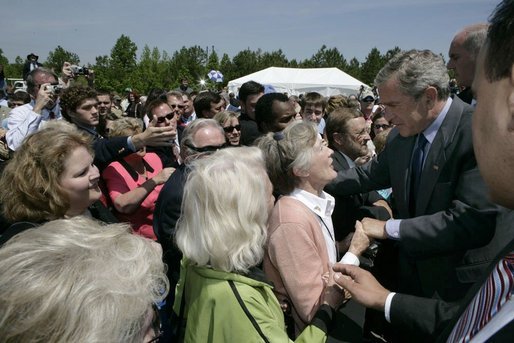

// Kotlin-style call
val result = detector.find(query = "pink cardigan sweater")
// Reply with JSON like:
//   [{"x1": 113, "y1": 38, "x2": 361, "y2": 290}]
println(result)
[{"x1": 263, "y1": 195, "x2": 331, "y2": 332}]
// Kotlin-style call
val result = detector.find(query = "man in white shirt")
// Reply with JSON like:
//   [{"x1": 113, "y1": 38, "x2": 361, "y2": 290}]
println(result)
[{"x1": 7, "y1": 68, "x2": 62, "y2": 151}]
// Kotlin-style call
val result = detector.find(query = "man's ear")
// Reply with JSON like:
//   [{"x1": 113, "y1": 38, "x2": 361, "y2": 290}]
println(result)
[
  {"x1": 333, "y1": 132, "x2": 343, "y2": 146},
  {"x1": 424, "y1": 86, "x2": 438, "y2": 108}
]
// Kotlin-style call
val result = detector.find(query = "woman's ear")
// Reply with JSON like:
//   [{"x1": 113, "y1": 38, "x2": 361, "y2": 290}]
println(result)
[{"x1": 292, "y1": 166, "x2": 309, "y2": 178}]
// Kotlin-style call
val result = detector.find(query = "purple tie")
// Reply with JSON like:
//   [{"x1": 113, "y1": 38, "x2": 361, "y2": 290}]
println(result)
[{"x1": 447, "y1": 253, "x2": 514, "y2": 342}]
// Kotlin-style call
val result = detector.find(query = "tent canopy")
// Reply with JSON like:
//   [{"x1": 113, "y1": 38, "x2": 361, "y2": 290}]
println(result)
[{"x1": 228, "y1": 67, "x2": 366, "y2": 97}]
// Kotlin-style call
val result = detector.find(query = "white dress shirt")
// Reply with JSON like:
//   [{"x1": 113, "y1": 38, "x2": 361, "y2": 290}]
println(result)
[{"x1": 6, "y1": 100, "x2": 61, "y2": 151}]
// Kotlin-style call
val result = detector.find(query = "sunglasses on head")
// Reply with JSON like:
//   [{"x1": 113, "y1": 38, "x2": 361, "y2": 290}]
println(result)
[
  {"x1": 184, "y1": 142, "x2": 227, "y2": 153},
  {"x1": 223, "y1": 124, "x2": 241, "y2": 133},
  {"x1": 156, "y1": 113, "x2": 175, "y2": 123}
]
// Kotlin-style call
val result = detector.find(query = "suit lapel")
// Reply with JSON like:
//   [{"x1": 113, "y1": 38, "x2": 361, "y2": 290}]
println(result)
[
  {"x1": 332, "y1": 150, "x2": 350, "y2": 172},
  {"x1": 416, "y1": 99, "x2": 463, "y2": 215}
]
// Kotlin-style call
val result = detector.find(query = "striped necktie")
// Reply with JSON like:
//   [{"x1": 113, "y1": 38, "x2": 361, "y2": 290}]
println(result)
[{"x1": 447, "y1": 253, "x2": 514, "y2": 342}]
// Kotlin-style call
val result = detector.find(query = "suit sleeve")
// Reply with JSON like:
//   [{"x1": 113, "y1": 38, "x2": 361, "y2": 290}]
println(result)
[
  {"x1": 92, "y1": 136, "x2": 132, "y2": 170},
  {"x1": 325, "y1": 146, "x2": 392, "y2": 197},
  {"x1": 390, "y1": 293, "x2": 459, "y2": 340}
]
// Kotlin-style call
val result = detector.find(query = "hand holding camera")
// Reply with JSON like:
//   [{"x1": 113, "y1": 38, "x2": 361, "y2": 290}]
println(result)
[{"x1": 33, "y1": 83, "x2": 58, "y2": 114}]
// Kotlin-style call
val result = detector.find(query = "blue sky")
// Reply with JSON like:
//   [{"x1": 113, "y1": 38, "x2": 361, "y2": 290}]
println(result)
[{"x1": 2, "y1": 0, "x2": 497, "y2": 67}]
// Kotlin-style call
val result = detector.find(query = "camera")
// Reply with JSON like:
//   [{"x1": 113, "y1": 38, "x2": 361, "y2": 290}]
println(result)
[
  {"x1": 70, "y1": 65, "x2": 90, "y2": 76},
  {"x1": 46, "y1": 84, "x2": 64, "y2": 95}
]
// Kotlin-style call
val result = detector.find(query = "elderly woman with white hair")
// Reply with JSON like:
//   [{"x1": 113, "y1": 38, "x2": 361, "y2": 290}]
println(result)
[
  {"x1": 0, "y1": 216, "x2": 168, "y2": 342},
  {"x1": 257, "y1": 121, "x2": 369, "y2": 336},
  {"x1": 173, "y1": 146, "x2": 346, "y2": 342}
]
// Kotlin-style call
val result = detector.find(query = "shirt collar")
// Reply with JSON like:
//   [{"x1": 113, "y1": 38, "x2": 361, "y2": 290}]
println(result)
[
  {"x1": 289, "y1": 188, "x2": 335, "y2": 217},
  {"x1": 422, "y1": 97, "x2": 452, "y2": 144}
]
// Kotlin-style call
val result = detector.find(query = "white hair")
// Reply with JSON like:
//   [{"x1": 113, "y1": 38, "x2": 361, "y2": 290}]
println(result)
[
  {"x1": 175, "y1": 147, "x2": 269, "y2": 273},
  {"x1": 0, "y1": 217, "x2": 168, "y2": 342}
]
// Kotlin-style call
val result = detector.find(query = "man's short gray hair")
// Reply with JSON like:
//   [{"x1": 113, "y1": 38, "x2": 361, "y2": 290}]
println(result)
[{"x1": 374, "y1": 49, "x2": 450, "y2": 101}]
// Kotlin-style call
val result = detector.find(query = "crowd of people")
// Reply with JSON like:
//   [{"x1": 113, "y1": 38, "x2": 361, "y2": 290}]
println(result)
[{"x1": 0, "y1": 0, "x2": 513, "y2": 341}]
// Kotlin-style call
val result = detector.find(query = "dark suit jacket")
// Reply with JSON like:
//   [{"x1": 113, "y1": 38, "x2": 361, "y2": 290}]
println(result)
[
  {"x1": 239, "y1": 113, "x2": 262, "y2": 146},
  {"x1": 153, "y1": 164, "x2": 188, "y2": 304},
  {"x1": 326, "y1": 97, "x2": 499, "y2": 301},
  {"x1": 75, "y1": 125, "x2": 135, "y2": 171},
  {"x1": 327, "y1": 150, "x2": 391, "y2": 241},
  {"x1": 389, "y1": 209, "x2": 514, "y2": 342},
  {"x1": 457, "y1": 87, "x2": 474, "y2": 105}
]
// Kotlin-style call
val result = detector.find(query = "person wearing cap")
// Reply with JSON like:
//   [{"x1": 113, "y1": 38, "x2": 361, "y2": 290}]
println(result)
[
  {"x1": 22, "y1": 53, "x2": 43, "y2": 80},
  {"x1": 358, "y1": 88, "x2": 376, "y2": 122}
]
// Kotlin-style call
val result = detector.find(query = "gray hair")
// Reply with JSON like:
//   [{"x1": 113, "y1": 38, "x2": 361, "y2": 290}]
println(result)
[
  {"x1": 179, "y1": 118, "x2": 225, "y2": 162},
  {"x1": 0, "y1": 216, "x2": 168, "y2": 342},
  {"x1": 175, "y1": 147, "x2": 269, "y2": 273},
  {"x1": 26, "y1": 67, "x2": 58, "y2": 95},
  {"x1": 374, "y1": 49, "x2": 450, "y2": 101},
  {"x1": 257, "y1": 120, "x2": 318, "y2": 195}
]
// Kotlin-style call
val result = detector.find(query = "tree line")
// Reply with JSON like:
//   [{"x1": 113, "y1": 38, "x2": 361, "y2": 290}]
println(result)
[{"x1": 1, "y1": 34, "x2": 403, "y2": 94}]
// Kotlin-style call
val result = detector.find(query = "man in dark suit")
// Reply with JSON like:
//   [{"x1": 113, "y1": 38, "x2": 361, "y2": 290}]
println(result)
[
  {"x1": 153, "y1": 119, "x2": 227, "y2": 307},
  {"x1": 333, "y1": 2, "x2": 514, "y2": 340},
  {"x1": 447, "y1": 24, "x2": 488, "y2": 105},
  {"x1": 22, "y1": 53, "x2": 43, "y2": 80},
  {"x1": 238, "y1": 81, "x2": 264, "y2": 146},
  {"x1": 326, "y1": 49, "x2": 498, "y2": 304},
  {"x1": 325, "y1": 106, "x2": 391, "y2": 243}
]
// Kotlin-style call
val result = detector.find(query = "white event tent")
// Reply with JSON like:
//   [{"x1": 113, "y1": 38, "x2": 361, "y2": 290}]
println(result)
[{"x1": 227, "y1": 67, "x2": 367, "y2": 97}]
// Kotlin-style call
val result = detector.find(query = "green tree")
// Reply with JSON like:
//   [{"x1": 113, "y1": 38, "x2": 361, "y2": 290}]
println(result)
[
  {"x1": 131, "y1": 45, "x2": 171, "y2": 93},
  {"x1": 169, "y1": 46, "x2": 207, "y2": 88},
  {"x1": 259, "y1": 49, "x2": 289, "y2": 69},
  {"x1": 360, "y1": 47, "x2": 384, "y2": 85},
  {"x1": 382, "y1": 46, "x2": 402, "y2": 63},
  {"x1": 345, "y1": 57, "x2": 361, "y2": 81},
  {"x1": 219, "y1": 53, "x2": 234, "y2": 83},
  {"x1": 92, "y1": 55, "x2": 114, "y2": 91},
  {"x1": 302, "y1": 45, "x2": 347, "y2": 70},
  {"x1": 109, "y1": 34, "x2": 138, "y2": 91},
  {"x1": 206, "y1": 49, "x2": 219, "y2": 72},
  {"x1": 231, "y1": 49, "x2": 260, "y2": 79},
  {"x1": 45, "y1": 45, "x2": 80, "y2": 72}
]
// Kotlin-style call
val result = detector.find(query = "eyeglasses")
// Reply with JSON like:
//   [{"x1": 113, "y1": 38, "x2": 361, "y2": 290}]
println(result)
[
  {"x1": 361, "y1": 98, "x2": 375, "y2": 103},
  {"x1": 147, "y1": 304, "x2": 163, "y2": 343},
  {"x1": 374, "y1": 124, "x2": 391, "y2": 130},
  {"x1": 7, "y1": 102, "x2": 24, "y2": 108},
  {"x1": 169, "y1": 104, "x2": 185, "y2": 110},
  {"x1": 184, "y1": 142, "x2": 227, "y2": 153},
  {"x1": 223, "y1": 124, "x2": 241, "y2": 133},
  {"x1": 156, "y1": 113, "x2": 175, "y2": 124}
]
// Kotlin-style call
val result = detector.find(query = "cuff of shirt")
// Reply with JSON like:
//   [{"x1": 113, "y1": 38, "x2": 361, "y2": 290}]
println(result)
[
  {"x1": 385, "y1": 219, "x2": 401, "y2": 240},
  {"x1": 339, "y1": 252, "x2": 360, "y2": 266},
  {"x1": 384, "y1": 292, "x2": 396, "y2": 323},
  {"x1": 127, "y1": 136, "x2": 136, "y2": 152}
]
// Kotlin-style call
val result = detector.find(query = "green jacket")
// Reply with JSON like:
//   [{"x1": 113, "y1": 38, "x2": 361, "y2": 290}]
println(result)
[{"x1": 173, "y1": 260, "x2": 333, "y2": 342}]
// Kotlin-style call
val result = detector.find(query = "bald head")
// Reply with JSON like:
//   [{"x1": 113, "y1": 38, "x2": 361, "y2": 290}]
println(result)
[{"x1": 447, "y1": 24, "x2": 488, "y2": 88}]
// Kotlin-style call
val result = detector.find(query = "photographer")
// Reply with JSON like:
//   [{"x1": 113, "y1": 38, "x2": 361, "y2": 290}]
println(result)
[
  {"x1": 6, "y1": 67, "x2": 62, "y2": 151},
  {"x1": 59, "y1": 61, "x2": 95, "y2": 88}
]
